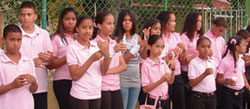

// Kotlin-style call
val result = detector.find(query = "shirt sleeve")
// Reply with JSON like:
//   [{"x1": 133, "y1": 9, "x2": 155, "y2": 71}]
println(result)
[
  {"x1": 51, "y1": 36, "x2": 59, "y2": 57},
  {"x1": 66, "y1": 45, "x2": 78, "y2": 66},
  {"x1": 217, "y1": 60, "x2": 226, "y2": 74},
  {"x1": 43, "y1": 30, "x2": 53, "y2": 52},
  {"x1": 29, "y1": 59, "x2": 37, "y2": 81},
  {"x1": 188, "y1": 60, "x2": 198, "y2": 79},
  {"x1": 141, "y1": 63, "x2": 151, "y2": 87}
]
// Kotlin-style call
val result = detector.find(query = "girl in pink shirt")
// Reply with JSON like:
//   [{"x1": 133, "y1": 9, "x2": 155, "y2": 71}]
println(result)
[
  {"x1": 180, "y1": 12, "x2": 204, "y2": 109},
  {"x1": 216, "y1": 36, "x2": 250, "y2": 109},
  {"x1": 67, "y1": 15, "x2": 112, "y2": 109},
  {"x1": 48, "y1": 7, "x2": 78, "y2": 109},
  {"x1": 92, "y1": 12, "x2": 127, "y2": 109},
  {"x1": 188, "y1": 37, "x2": 217, "y2": 109},
  {"x1": 141, "y1": 35, "x2": 175, "y2": 109},
  {"x1": 0, "y1": 24, "x2": 38, "y2": 109},
  {"x1": 157, "y1": 10, "x2": 187, "y2": 109}
]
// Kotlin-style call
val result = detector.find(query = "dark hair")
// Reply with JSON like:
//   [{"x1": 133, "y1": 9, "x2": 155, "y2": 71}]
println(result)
[
  {"x1": 143, "y1": 18, "x2": 161, "y2": 37},
  {"x1": 213, "y1": 17, "x2": 228, "y2": 28},
  {"x1": 3, "y1": 24, "x2": 22, "y2": 38},
  {"x1": 246, "y1": 25, "x2": 250, "y2": 33},
  {"x1": 114, "y1": 10, "x2": 136, "y2": 42},
  {"x1": 52, "y1": 7, "x2": 78, "y2": 45},
  {"x1": 196, "y1": 36, "x2": 211, "y2": 46},
  {"x1": 92, "y1": 11, "x2": 113, "y2": 39},
  {"x1": 157, "y1": 11, "x2": 173, "y2": 32},
  {"x1": 223, "y1": 36, "x2": 244, "y2": 68},
  {"x1": 236, "y1": 29, "x2": 250, "y2": 39},
  {"x1": 147, "y1": 35, "x2": 163, "y2": 57},
  {"x1": 20, "y1": 1, "x2": 36, "y2": 12},
  {"x1": 182, "y1": 12, "x2": 204, "y2": 41}
]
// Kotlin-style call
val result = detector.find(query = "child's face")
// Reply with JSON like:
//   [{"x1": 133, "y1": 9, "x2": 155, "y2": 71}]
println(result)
[
  {"x1": 122, "y1": 15, "x2": 132, "y2": 32},
  {"x1": 197, "y1": 39, "x2": 211, "y2": 59},
  {"x1": 166, "y1": 14, "x2": 176, "y2": 32},
  {"x1": 150, "y1": 22, "x2": 161, "y2": 36},
  {"x1": 149, "y1": 39, "x2": 164, "y2": 57},
  {"x1": 76, "y1": 19, "x2": 94, "y2": 41},
  {"x1": 98, "y1": 14, "x2": 114, "y2": 37},
  {"x1": 19, "y1": 8, "x2": 37, "y2": 27},
  {"x1": 236, "y1": 40, "x2": 247, "y2": 54},
  {"x1": 212, "y1": 25, "x2": 227, "y2": 37},
  {"x1": 3, "y1": 32, "x2": 22, "y2": 54},
  {"x1": 196, "y1": 15, "x2": 202, "y2": 31},
  {"x1": 63, "y1": 12, "x2": 77, "y2": 33}
]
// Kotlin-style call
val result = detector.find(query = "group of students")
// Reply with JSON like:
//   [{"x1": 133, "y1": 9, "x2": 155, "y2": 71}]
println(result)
[{"x1": 1, "y1": 1, "x2": 250, "y2": 109}]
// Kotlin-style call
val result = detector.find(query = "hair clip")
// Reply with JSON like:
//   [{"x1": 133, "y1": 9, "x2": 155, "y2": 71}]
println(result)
[{"x1": 230, "y1": 38, "x2": 237, "y2": 45}]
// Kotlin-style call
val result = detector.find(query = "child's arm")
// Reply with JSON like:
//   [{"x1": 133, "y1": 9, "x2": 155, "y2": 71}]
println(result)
[
  {"x1": 106, "y1": 56, "x2": 127, "y2": 74},
  {"x1": 0, "y1": 75, "x2": 25, "y2": 94},
  {"x1": 181, "y1": 54, "x2": 197, "y2": 65},
  {"x1": 189, "y1": 68, "x2": 213, "y2": 88},
  {"x1": 216, "y1": 73, "x2": 236, "y2": 86},
  {"x1": 167, "y1": 60, "x2": 176, "y2": 84},
  {"x1": 139, "y1": 35, "x2": 148, "y2": 59},
  {"x1": 243, "y1": 73, "x2": 250, "y2": 90},
  {"x1": 22, "y1": 74, "x2": 38, "y2": 93},
  {"x1": 69, "y1": 51, "x2": 104, "y2": 81},
  {"x1": 48, "y1": 56, "x2": 66, "y2": 69},
  {"x1": 143, "y1": 73, "x2": 170, "y2": 93}
]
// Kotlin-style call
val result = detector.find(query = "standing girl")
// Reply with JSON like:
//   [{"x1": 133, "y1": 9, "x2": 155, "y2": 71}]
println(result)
[
  {"x1": 92, "y1": 11, "x2": 127, "y2": 109},
  {"x1": 49, "y1": 7, "x2": 78, "y2": 109},
  {"x1": 141, "y1": 35, "x2": 175, "y2": 109},
  {"x1": 216, "y1": 36, "x2": 250, "y2": 109},
  {"x1": 188, "y1": 37, "x2": 217, "y2": 109},
  {"x1": 157, "y1": 11, "x2": 186, "y2": 109},
  {"x1": 67, "y1": 15, "x2": 112, "y2": 109},
  {"x1": 114, "y1": 10, "x2": 143, "y2": 109},
  {"x1": 180, "y1": 12, "x2": 204, "y2": 109}
]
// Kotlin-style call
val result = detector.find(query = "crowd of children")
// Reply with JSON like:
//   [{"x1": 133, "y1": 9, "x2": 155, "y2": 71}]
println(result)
[{"x1": 1, "y1": 1, "x2": 250, "y2": 109}]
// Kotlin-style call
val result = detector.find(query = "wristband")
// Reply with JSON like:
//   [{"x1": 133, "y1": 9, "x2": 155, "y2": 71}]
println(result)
[{"x1": 130, "y1": 45, "x2": 140, "y2": 56}]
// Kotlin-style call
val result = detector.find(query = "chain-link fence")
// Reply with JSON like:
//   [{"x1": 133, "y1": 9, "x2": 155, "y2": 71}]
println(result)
[{"x1": 0, "y1": 0, "x2": 249, "y2": 39}]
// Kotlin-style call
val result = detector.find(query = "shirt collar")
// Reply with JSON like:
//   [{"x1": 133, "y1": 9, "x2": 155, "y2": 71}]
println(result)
[
  {"x1": 20, "y1": 24, "x2": 39, "y2": 37},
  {"x1": 146, "y1": 57, "x2": 165, "y2": 65},
  {"x1": 1, "y1": 52, "x2": 29, "y2": 63},
  {"x1": 75, "y1": 40, "x2": 96, "y2": 50},
  {"x1": 95, "y1": 35, "x2": 114, "y2": 44}
]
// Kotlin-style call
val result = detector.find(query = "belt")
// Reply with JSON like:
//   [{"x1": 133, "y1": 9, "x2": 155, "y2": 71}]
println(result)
[
  {"x1": 149, "y1": 94, "x2": 168, "y2": 100},
  {"x1": 222, "y1": 86, "x2": 244, "y2": 96},
  {"x1": 192, "y1": 91, "x2": 215, "y2": 97}
]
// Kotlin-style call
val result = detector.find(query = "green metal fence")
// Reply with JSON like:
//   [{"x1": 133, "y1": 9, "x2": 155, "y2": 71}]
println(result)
[{"x1": 0, "y1": 0, "x2": 249, "y2": 39}]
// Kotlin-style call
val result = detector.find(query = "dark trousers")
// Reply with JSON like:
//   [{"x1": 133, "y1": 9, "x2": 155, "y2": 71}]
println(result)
[
  {"x1": 70, "y1": 96, "x2": 101, "y2": 109},
  {"x1": 147, "y1": 96, "x2": 170, "y2": 109},
  {"x1": 221, "y1": 86, "x2": 244, "y2": 109},
  {"x1": 244, "y1": 87, "x2": 250, "y2": 109},
  {"x1": 190, "y1": 92, "x2": 216, "y2": 109},
  {"x1": 53, "y1": 80, "x2": 72, "y2": 109},
  {"x1": 101, "y1": 90, "x2": 124, "y2": 109},
  {"x1": 181, "y1": 71, "x2": 191, "y2": 109},
  {"x1": 138, "y1": 86, "x2": 147, "y2": 105},
  {"x1": 169, "y1": 75, "x2": 186, "y2": 109},
  {"x1": 33, "y1": 92, "x2": 47, "y2": 109}
]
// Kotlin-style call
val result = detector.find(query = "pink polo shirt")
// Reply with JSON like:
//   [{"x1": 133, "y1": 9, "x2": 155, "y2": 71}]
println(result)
[
  {"x1": 181, "y1": 33, "x2": 199, "y2": 71},
  {"x1": 19, "y1": 24, "x2": 53, "y2": 93},
  {"x1": 141, "y1": 58, "x2": 171, "y2": 97},
  {"x1": 217, "y1": 53, "x2": 245, "y2": 90},
  {"x1": 204, "y1": 30, "x2": 226, "y2": 67},
  {"x1": 162, "y1": 32, "x2": 182, "y2": 75},
  {"x1": 67, "y1": 40, "x2": 102, "y2": 100},
  {"x1": 51, "y1": 34, "x2": 75, "y2": 80},
  {"x1": 188, "y1": 56, "x2": 216, "y2": 93},
  {"x1": 92, "y1": 35, "x2": 122, "y2": 91},
  {"x1": 0, "y1": 53, "x2": 36, "y2": 109}
]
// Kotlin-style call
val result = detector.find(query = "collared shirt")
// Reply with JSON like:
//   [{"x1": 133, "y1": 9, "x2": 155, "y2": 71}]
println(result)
[
  {"x1": 162, "y1": 32, "x2": 182, "y2": 75},
  {"x1": 204, "y1": 30, "x2": 226, "y2": 67},
  {"x1": 19, "y1": 24, "x2": 53, "y2": 93},
  {"x1": 51, "y1": 34, "x2": 75, "y2": 80},
  {"x1": 92, "y1": 35, "x2": 122, "y2": 91},
  {"x1": 67, "y1": 40, "x2": 102, "y2": 100},
  {"x1": 0, "y1": 53, "x2": 36, "y2": 109},
  {"x1": 188, "y1": 56, "x2": 217, "y2": 93},
  {"x1": 181, "y1": 33, "x2": 199, "y2": 71},
  {"x1": 141, "y1": 58, "x2": 171, "y2": 97},
  {"x1": 217, "y1": 53, "x2": 245, "y2": 90}
]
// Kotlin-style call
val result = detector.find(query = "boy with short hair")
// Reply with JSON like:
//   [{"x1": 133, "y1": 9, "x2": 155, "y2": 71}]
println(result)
[
  {"x1": 0, "y1": 24, "x2": 38, "y2": 109},
  {"x1": 18, "y1": 1, "x2": 53, "y2": 109}
]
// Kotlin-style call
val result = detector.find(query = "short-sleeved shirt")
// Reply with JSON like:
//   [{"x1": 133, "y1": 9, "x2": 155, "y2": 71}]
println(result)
[
  {"x1": 188, "y1": 56, "x2": 217, "y2": 93},
  {"x1": 204, "y1": 30, "x2": 226, "y2": 67},
  {"x1": 19, "y1": 24, "x2": 53, "y2": 93},
  {"x1": 67, "y1": 40, "x2": 102, "y2": 100},
  {"x1": 217, "y1": 53, "x2": 245, "y2": 90},
  {"x1": 0, "y1": 53, "x2": 36, "y2": 109},
  {"x1": 93, "y1": 35, "x2": 122, "y2": 91},
  {"x1": 51, "y1": 34, "x2": 75, "y2": 80},
  {"x1": 141, "y1": 58, "x2": 171, "y2": 97},
  {"x1": 181, "y1": 33, "x2": 199, "y2": 71},
  {"x1": 162, "y1": 32, "x2": 182, "y2": 75}
]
